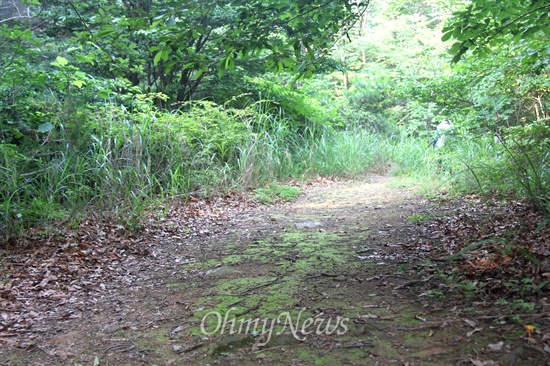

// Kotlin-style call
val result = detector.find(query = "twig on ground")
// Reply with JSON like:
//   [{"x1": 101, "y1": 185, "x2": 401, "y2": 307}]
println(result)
[
  {"x1": 104, "y1": 344, "x2": 135, "y2": 354},
  {"x1": 182, "y1": 342, "x2": 205, "y2": 353},
  {"x1": 127, "y1": 356, "x2": 149, "y2": 363},
  {"x1": 307, "y1": 272, "x2": 345, "y2": 279},
  {"x1": 334, "y1": 342, "x2": 375, "y2": 349},
  {"x1": 394, "y1": 275, "x2": 433, "y2": 290},
  {"x1": 238, "y1": 277, "x2": 282, "y2": 296},
  {"x1": 321, "y1": 341, "x2": 374, "y2": 356},
  {"x1": 235, "y1": 302, "x2": 261, "y2": 316},
  {"x1": 396, "y1": 322, "x2": 447, "y2": 331},
  {"x1": 228, "y1": 298, "x2": 245, "y2": 307}
]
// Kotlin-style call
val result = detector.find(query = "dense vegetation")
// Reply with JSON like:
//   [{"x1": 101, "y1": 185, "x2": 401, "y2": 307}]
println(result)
[{"x1": 1, "y1": 0, "x2": 549, "y2": 240}]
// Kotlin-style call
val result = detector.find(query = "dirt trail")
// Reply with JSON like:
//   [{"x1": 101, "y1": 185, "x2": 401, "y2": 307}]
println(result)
[{"x1": 2, "y1": 176, "x2": 546, "y2": 365}]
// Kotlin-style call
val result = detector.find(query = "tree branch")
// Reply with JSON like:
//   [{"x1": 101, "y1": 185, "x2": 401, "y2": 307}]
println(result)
[
  {"x1": 0, "y1": 14, "x2": 32, "y2": 24},
  {"x1": 483, "y1": 3, "x2": 550, "y2": 47}
]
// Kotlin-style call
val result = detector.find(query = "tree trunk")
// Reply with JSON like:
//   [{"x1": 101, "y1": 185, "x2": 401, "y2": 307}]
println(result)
[{"x1": 341, "y1": 39, "x2": 348, "y2": 89}]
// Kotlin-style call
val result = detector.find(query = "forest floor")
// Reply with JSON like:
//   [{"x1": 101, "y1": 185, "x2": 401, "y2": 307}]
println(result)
[{"x1": 1, "y1": 175, "x2": 550, "y2": 365}]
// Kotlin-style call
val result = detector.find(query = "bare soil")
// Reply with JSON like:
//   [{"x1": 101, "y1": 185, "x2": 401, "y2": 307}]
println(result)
[{"x1": 1, "y1": 175, "x2": 549, "y2": 365}]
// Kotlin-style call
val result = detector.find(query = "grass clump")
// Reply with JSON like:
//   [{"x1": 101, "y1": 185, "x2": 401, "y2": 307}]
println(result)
[
  {"x1": 254, "y1": 184, "x2": 301, "y2": 204},
  {"x1": 3, "y1": 81, "x2": 548, "y2": 244}
]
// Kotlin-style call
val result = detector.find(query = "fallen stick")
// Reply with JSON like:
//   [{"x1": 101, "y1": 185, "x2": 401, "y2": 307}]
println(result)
[
  {"x1": 238, "y1": 277, "x2": 282, "y2": 296},
  {"x1": 235, "y1": 302, "x2": 261, "y2": 316},
  {"x1": 394, "y1": 275, "x2": 433, "y2": 290}
]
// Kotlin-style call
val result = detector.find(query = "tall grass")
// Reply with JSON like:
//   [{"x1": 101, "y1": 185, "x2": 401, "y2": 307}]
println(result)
[
  {"x1": 3, "y1": 98, "x2": 548, "y2": 241},
  {"x1": 2, "y1": 104, "x2": 397, "y2": 239},
  {"x1": 299, "y1": 130, "x2": 385, "y2": 176}
]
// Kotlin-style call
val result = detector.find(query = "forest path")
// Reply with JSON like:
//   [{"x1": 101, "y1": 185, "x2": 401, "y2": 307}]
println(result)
[{"x1": 2, "y1": 176, "x2": 544, "y2": 365}]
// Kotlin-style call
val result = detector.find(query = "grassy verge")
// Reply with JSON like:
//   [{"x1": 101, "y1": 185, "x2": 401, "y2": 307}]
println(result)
[{"x1": 2, "y1": 99, "x2": 549, "y2": 242}]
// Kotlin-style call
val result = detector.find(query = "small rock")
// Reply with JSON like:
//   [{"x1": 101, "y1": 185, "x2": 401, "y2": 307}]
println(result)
[
  {"x1": 295, "y1": 221, "x2": 322, "y2": 229},
  {"x1": 487, "y1": 341, "x2": 504, "y2": 352},
  {"x1": 204, "y1": 266, "x2": 237, "y2": 278}
]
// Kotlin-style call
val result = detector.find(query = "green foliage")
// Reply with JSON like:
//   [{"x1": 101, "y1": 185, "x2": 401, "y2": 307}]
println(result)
[
  {"x1": 500, "y1": 122, "x2": 550, "y2": 215},
  {"x1": 342, "y1": 69, "x2": 394, "y2": 133},
  {"x1": 0, "y1": 25, "x2": 48, "y2": 143},
  {"x1": 254, "y1": 184, "x2": 301, "y2": 204},
  {"x1": 247, "y1": 76, "x2": 343, "y2": 132},
  {"x1": 504, "y1": 278, "x2": 546, "y2": 298},
  {"x1": 0, "y1": 96, "x2": 249, "y2": 237},
  {"x1": 338, "y1": 0, "x2": 456, "y2": 137},
  {"x1": 457, "y1": 280, "x2": 481, "y2": 299},
  {"x1": 446, "y1": 238, "x2": 507, "y2": 263},
  {"x1": 3, "y1": 0, "x2": 550, "y2": 246},
  {"x1": 416, "y1": 46, "x2": 550, "y2": 133},
  {"x1": 32, "y1": 0, "x2": 368, "y2": 103},
  {"x1": 1, "y1": 97, "x2": 396, "y2": 239},
  {"x1": 157, "y1": 101, "x2": 250, "y2": 163},
  {"x1": 348, "y1": 0, "x2": 550, "y2": 146},
  {"x1": 303, "y1": 129, "x2": 389, "y2": 176},
  {"x1": 408, "y1": 213, "x2": 440, "y2": 223},
  {"x1": 357, "y1": 0, "x2": 550, "y2": 218},
  {"x1": 442, "y1": 0, "x2": 550, "y2": 68}
]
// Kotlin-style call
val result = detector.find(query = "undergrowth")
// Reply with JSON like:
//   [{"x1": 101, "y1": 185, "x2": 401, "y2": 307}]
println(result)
[
  {"x1": 2, "y1": 96, "x2": 549, "y2": 243},
  {"x1": 254, "y1": 184, "x2": 301, "y2": 204}
]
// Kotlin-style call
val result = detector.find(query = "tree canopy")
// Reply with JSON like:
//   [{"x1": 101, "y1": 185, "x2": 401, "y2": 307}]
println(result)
[
  {"x1": 25, "y1": 0, "x2": 369, "y2": 103},
  {"x1": 1, "y1": 0, "x2": 550, "y2": 238},
  {"x1": 442, "y1": 0, "x2": 550, "y2": 69}
]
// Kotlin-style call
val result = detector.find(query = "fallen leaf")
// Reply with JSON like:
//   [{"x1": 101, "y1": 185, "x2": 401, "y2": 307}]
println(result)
[
  {"x1": 463, "y1": 318, "x2": 477, "y2": 328},
  {"x1": 467, "y1": 327, "x2": 483, "y2": 337},
  {"x1": 487, "y1": 341, "x2": 503, "y2": 352},
  {"x1": 470, "y1": 360, "x2": 499, "y2": 366},
  {"x1": 415, "y1": 314, "x2": 427, "y2": 322}
]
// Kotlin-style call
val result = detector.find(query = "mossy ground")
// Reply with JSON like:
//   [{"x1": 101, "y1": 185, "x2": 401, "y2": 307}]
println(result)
[{"x1": 1, "y1": 176, "x2": 546, "y2": 365}]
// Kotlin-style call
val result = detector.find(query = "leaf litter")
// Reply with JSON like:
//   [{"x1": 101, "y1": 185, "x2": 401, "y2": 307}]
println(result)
[{"x1": 0, "y1": 176, "x2": 549, "y2": 365}]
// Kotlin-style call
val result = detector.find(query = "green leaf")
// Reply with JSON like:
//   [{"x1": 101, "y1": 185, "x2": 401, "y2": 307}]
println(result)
[
  {"x1": 98, "y1": 89, "x2": 113, "y2": 99},
  {"x1": 51, "y1": 56, "x2": 69, "y2": 67},
  {"x1": 72, "y1": 80, "x2": 85, "y2": 88},
  {"x1": 217, "y1": 61, "x2": 226, "y2": 78},
  {"x1": 75, "y1": 54, "x2": 95, "y2": 64},
  {"x1": 38, "y1": 122, "x2": 54, "y2": 133},
  {"x1": 96, "y1": 28, "x2": 117, "y2": 38},
  {"x1": 450, "y1": 42, "x2": 463, "y2": 54},
  {"x1": 182, "y1": 62, "x2": 195, "y2": 70},
  {"x1": 451, "y1": 52, "x2": 464, "y2": 63},
  {"x1": 164, "y1": 60, "x2": 176, "y2": 73},
  {"x1": 153, "y1": 50, "x2": 163, "y2": 65},
  {"x1": 441, "y1": 31, "x2": 453, "y2": 42},
  {"x1": 446, "y1": 238, "x2": 506, "y2": 262},
  {"x1": 452, "y1": 28, "x2": 463, "y2": 39},
  {"x1": 161, "y1": 48, "x2": 170, "y2": 61},
  {"x1": 282, "y1": 58, "x2": 295, "y2": 68},
  {"x1": 224, "y1": 56, "x2": 234, "y2": 70}
]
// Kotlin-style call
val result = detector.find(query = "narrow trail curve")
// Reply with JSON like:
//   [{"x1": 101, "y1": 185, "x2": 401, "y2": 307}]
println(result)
[{"x1": 3, "y1": 176, "x2": 543, "y2": 365}]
